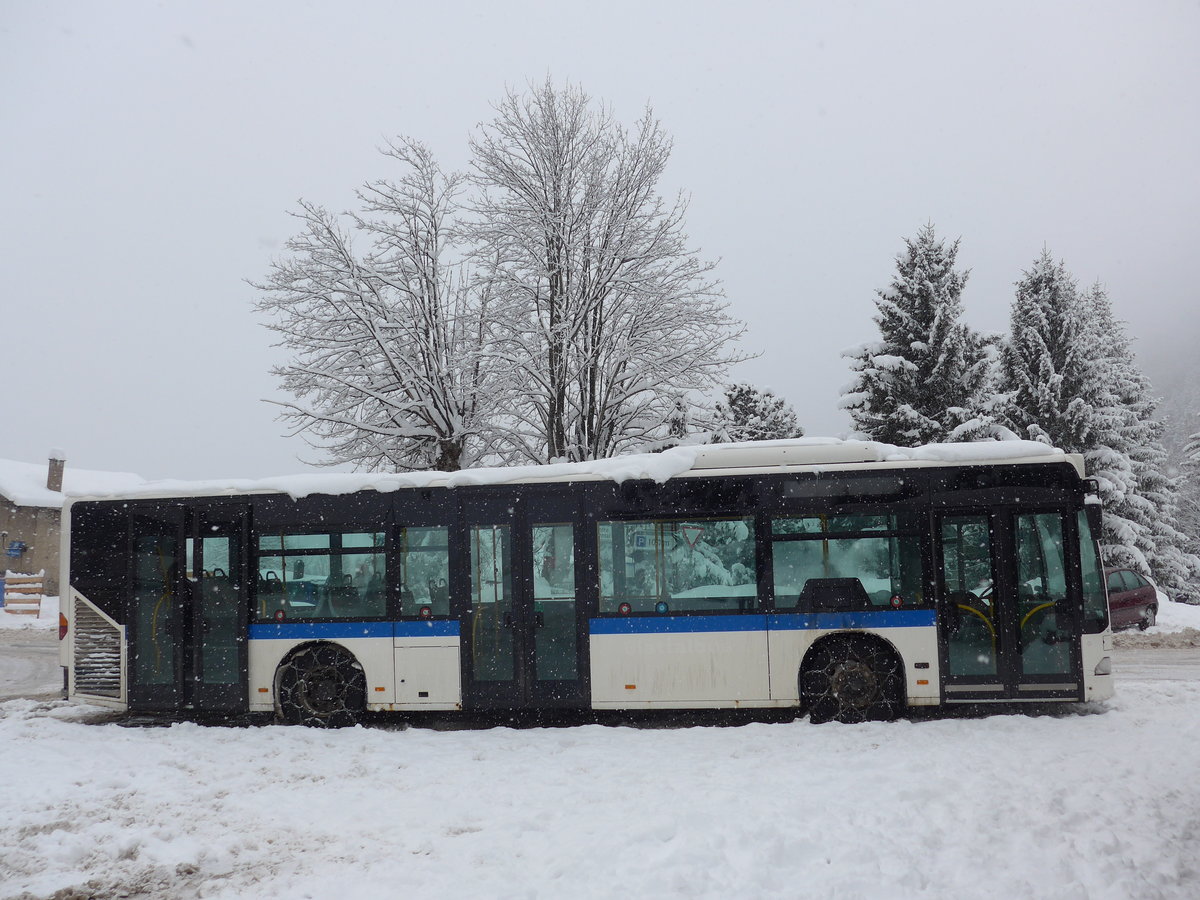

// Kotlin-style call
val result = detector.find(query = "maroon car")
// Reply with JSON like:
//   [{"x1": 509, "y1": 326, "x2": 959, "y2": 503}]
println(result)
[{"x1": 1105, "y1": 567, "x2": 1159, "y2": 630}]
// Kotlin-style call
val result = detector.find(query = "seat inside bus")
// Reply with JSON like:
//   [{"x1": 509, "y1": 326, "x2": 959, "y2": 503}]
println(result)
[{"x1": 796, "y1": 577, "x2": 873, "y2": 612}]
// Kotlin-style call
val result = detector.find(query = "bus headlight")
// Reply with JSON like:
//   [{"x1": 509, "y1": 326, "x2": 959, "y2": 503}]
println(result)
[{"x1": 1094, "y1": 656, "x2": 1112, "y2": 676}]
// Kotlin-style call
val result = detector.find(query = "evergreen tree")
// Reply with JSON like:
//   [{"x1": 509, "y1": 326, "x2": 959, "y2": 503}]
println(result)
[
  {"x1": 1181, "y1": 425, "x2": 1200, "y2": 567},
  {"x1": 999, "y1": 269, "x2": 1199, "y2": 592},
  {"x1": 1186, "y1": 426, "x2": 1200, "y2": 468},
  {"x1": 1074, "y1": 282, "x2": 1158, "y2": 574},
  {"x1": 1076, "y1": 283, "x2": 1198, "y2": 591},
  {"x1": 841, "y1": 224, "x2": 993, "y2": 446},
  {"x1": 997, "y1": 250, "x2": 1094, "y2": 451},
  {"x1": 712, "y1": 384, "x2": 804, "y2": 442}
]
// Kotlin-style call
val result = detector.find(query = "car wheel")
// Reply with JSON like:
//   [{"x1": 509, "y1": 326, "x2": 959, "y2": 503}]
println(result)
[
  {"x1": 1138, "y1": 605, "x2": 1158, "y2": 631},
  {"x1": 801, "y1": 637, "x2": 903, "y2": 724},
  {"x1": 277, "y1": 643, "x2": 365, "y2": 728}
]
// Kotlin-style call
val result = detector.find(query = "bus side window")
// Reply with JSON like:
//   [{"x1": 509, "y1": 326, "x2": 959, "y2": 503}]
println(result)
[
  {"x1": 771, "y1": 516, "x2": 922, "y2": 610},
  {"x1": 399, "y1": 526, "x2": 450, "y2": 616},
  {"x1": 597, "y1": 518, "x2": 756, "y2": 613},
  {"x1": 254, "y1": 531, "x2": 385, "y2": 620}
]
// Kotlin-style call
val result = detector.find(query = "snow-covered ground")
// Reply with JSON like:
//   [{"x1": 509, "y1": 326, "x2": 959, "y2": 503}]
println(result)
[
  {"x1": 0, "y1": 593, "x2": 59, "y2": 631},
  {"x1": 1113, "y1": 593, "x2": 1200, "y2": 649},
  {"x1": 2, "y1": 601, "x2": 1199, "y2": 898}
]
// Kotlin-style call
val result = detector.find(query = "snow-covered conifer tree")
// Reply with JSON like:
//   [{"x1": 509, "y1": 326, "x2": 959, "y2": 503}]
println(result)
[
  {"x1": 997, "y1": 250, "x2": 1094, "y2": 451},
  {"x1": 1001, "y1": 271, "x2": 1199, "y2": 591},
  {"x1": 841, "y1": 225, "x2": 994, "y2": 446},
  {"x1": 712, "y1": 383, "x2": 804, "y2": 442},
  {"x1": 1072, "y1": 282, "x2": 1160, "y2": 574},
  {"x1": 1181, "y1": 425, "x2": 1200, "y2": 562},
  {"x1": 1080, "y1": 284, "x2": 1199, "y2": 590}
]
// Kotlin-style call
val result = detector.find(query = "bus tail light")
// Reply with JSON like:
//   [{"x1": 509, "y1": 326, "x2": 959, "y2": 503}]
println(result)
[
  {"x1": 59, "y1": 612, "x2": 68, "y2": 641},
  {"x1": 1094, "y1": 657, "x2": 1112, "y2": 676}
]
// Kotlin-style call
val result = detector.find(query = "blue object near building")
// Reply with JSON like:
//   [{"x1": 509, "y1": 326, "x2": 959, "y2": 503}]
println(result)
[{"x1": 6, "y1": 540, "x2": 27, "y2": 558}]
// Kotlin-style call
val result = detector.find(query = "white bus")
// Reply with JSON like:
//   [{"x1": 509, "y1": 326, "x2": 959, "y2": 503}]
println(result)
[{"x1": 59, "y1": 439, "x2": 1114, "y2": 725}]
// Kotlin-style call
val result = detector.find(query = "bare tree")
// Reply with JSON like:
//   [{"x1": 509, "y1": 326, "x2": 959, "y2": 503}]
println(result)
[
  {"x1": 469, "y1": 80, "x2": 750, "y2": 462},
  {"x1": 254, "y1": 139, "x2": 495, "y2": 471}
]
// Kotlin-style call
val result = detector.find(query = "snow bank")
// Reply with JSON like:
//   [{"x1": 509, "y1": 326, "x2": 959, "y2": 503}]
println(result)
[
  {"x1": 1154, "y1": 595, "x2": 1200, "y2": 631},
  {"x1": 2, "y1": 671, "x2": 1198, "y2": 899},
  {"x1": 1113, "y1": 595, "x2": 1200, "y2": 648},
  {"x1": 0, "y1": 593, "x2": 58, "y2": 630}
]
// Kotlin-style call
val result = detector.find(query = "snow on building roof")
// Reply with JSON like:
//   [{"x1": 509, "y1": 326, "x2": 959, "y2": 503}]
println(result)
[
  {"x1": 60, "y1": 437, "x2": 1077, "y2": 504},
  {"x1": 0, "y1": 458, "x2": 148, "y2": 509}
]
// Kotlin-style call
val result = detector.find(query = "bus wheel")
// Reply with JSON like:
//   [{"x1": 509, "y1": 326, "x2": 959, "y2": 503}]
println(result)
[
  {"x1": 277, "y1": 644, "x2": 365, "y2": 728},
  {"x1": 800, "y1": 637, "x2": 903, "y2": 724}
]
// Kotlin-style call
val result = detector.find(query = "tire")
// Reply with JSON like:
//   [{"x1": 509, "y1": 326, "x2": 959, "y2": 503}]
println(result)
[
  {"x1": 1138, "y1": 605, "x2": 1158, "y2": 631},
  {"x1": 277, "y1": 643, "x2": 365, "y2": 728},
  {"x1": 800, "y1": 637, "x2": 903, "y2": 724}
]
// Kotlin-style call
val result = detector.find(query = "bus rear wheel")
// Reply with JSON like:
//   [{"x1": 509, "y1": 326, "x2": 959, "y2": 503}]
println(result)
[
  {"x1": 801, "y1": 637, "x2": 903, "y2": 724},
  {"x1": 277, "y1": 644, "x2": 365, "y2": 728}
]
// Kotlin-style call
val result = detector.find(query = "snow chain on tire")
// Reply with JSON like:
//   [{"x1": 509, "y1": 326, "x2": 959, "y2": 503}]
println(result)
[
  {"x1": 277, "y1": 643, "x2": 366, "y2": 728},
  {"x1": 800, "y1": 637, "x2": 904, "y2": 724}
]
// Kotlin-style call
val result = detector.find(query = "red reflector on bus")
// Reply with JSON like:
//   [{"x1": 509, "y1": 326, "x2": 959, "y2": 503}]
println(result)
[
  {"x1": 618, "y1": 602, "x2": 632, "y2": 615},
  {"x1": 59, "y1": 613, "x2": 68, "y2": 641},
  {"x1": 890, "y1": 595, "x2": 903, "y2": 608},
  {"x1": 419, "y1": 605, "x2": 432, "y2": 619},
  {"x1": 274, "y1": 609, "x2": 287, "y2": 622}
]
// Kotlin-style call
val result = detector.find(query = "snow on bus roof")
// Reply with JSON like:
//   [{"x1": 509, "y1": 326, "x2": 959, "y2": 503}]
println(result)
[
  {"x1": 60, "y1": 438, "x2": 1074, "y2": 504},
  {"x1": 0, "y1": 458, "x2": 147, "y2": 509}
]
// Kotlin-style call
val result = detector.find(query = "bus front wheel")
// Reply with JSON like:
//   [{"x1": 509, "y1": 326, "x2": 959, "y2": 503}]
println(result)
[
  {"x1": 277, "y1": 643, "x2": 365, "y2": 728},
  {"x1": 800, "y1": 637, "x2": 903, "y2": 724}
]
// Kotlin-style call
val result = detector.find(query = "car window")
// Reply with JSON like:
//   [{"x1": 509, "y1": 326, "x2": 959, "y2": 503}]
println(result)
[
  {"x1": 1128, "y1": 571, "x2": 1148, "y2": 590},
  {"x1": 1106, "y1": 571, "x2": 1126, "y2": 592}
]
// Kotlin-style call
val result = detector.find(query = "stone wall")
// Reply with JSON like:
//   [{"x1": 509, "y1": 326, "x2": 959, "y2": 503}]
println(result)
[{"x1": 0, "y1": 499, "x2": 61, "y2": 596}]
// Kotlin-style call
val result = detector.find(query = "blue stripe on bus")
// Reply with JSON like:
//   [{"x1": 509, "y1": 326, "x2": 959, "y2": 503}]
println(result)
[
  {"x1": 589, "y1": 609, "x2": 936, "y2": 635},
  {"x1": 767, "y1": 609, "x2": 937, "y2": 630},
  {"x1": 590, "y1": 615, "x2": 769, "y2": 635},
  {"x1": 394, "y1": 620, "x2": 460, "y2": 637},
  {"x1": 248, "y1": 620, "x2": 460, "y2": 640},
  {"x1": 249, "y1": 612, "x2": 932, "y2": 641}
]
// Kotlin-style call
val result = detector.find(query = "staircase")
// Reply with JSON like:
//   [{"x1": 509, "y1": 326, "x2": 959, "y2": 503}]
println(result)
[{"x1": 2, "y1": 571, "x2": 44, "y2": 616}]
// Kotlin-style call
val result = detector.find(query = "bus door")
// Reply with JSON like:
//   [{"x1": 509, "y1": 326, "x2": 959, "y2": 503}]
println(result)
[
  {"x1": 128, "y1": 507, "x2": 186, "y2": 710},
  {"x1": 126, "y1": 504, "x2": 248, "y2": 713},
  {"x1": 936, "y1": 510, "x2": 1079, "y2": 701},
  {"x1": 187, "y1": 505, "x2": 249, "y2": 712},
  {"x1": 458, "y1": 490, "x2": 587, "y2": 710}
]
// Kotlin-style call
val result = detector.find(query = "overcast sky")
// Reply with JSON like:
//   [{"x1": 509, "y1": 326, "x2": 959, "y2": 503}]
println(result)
[{"x1": 2, "y1": 0, "x2": 1197, "y2": 479}]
